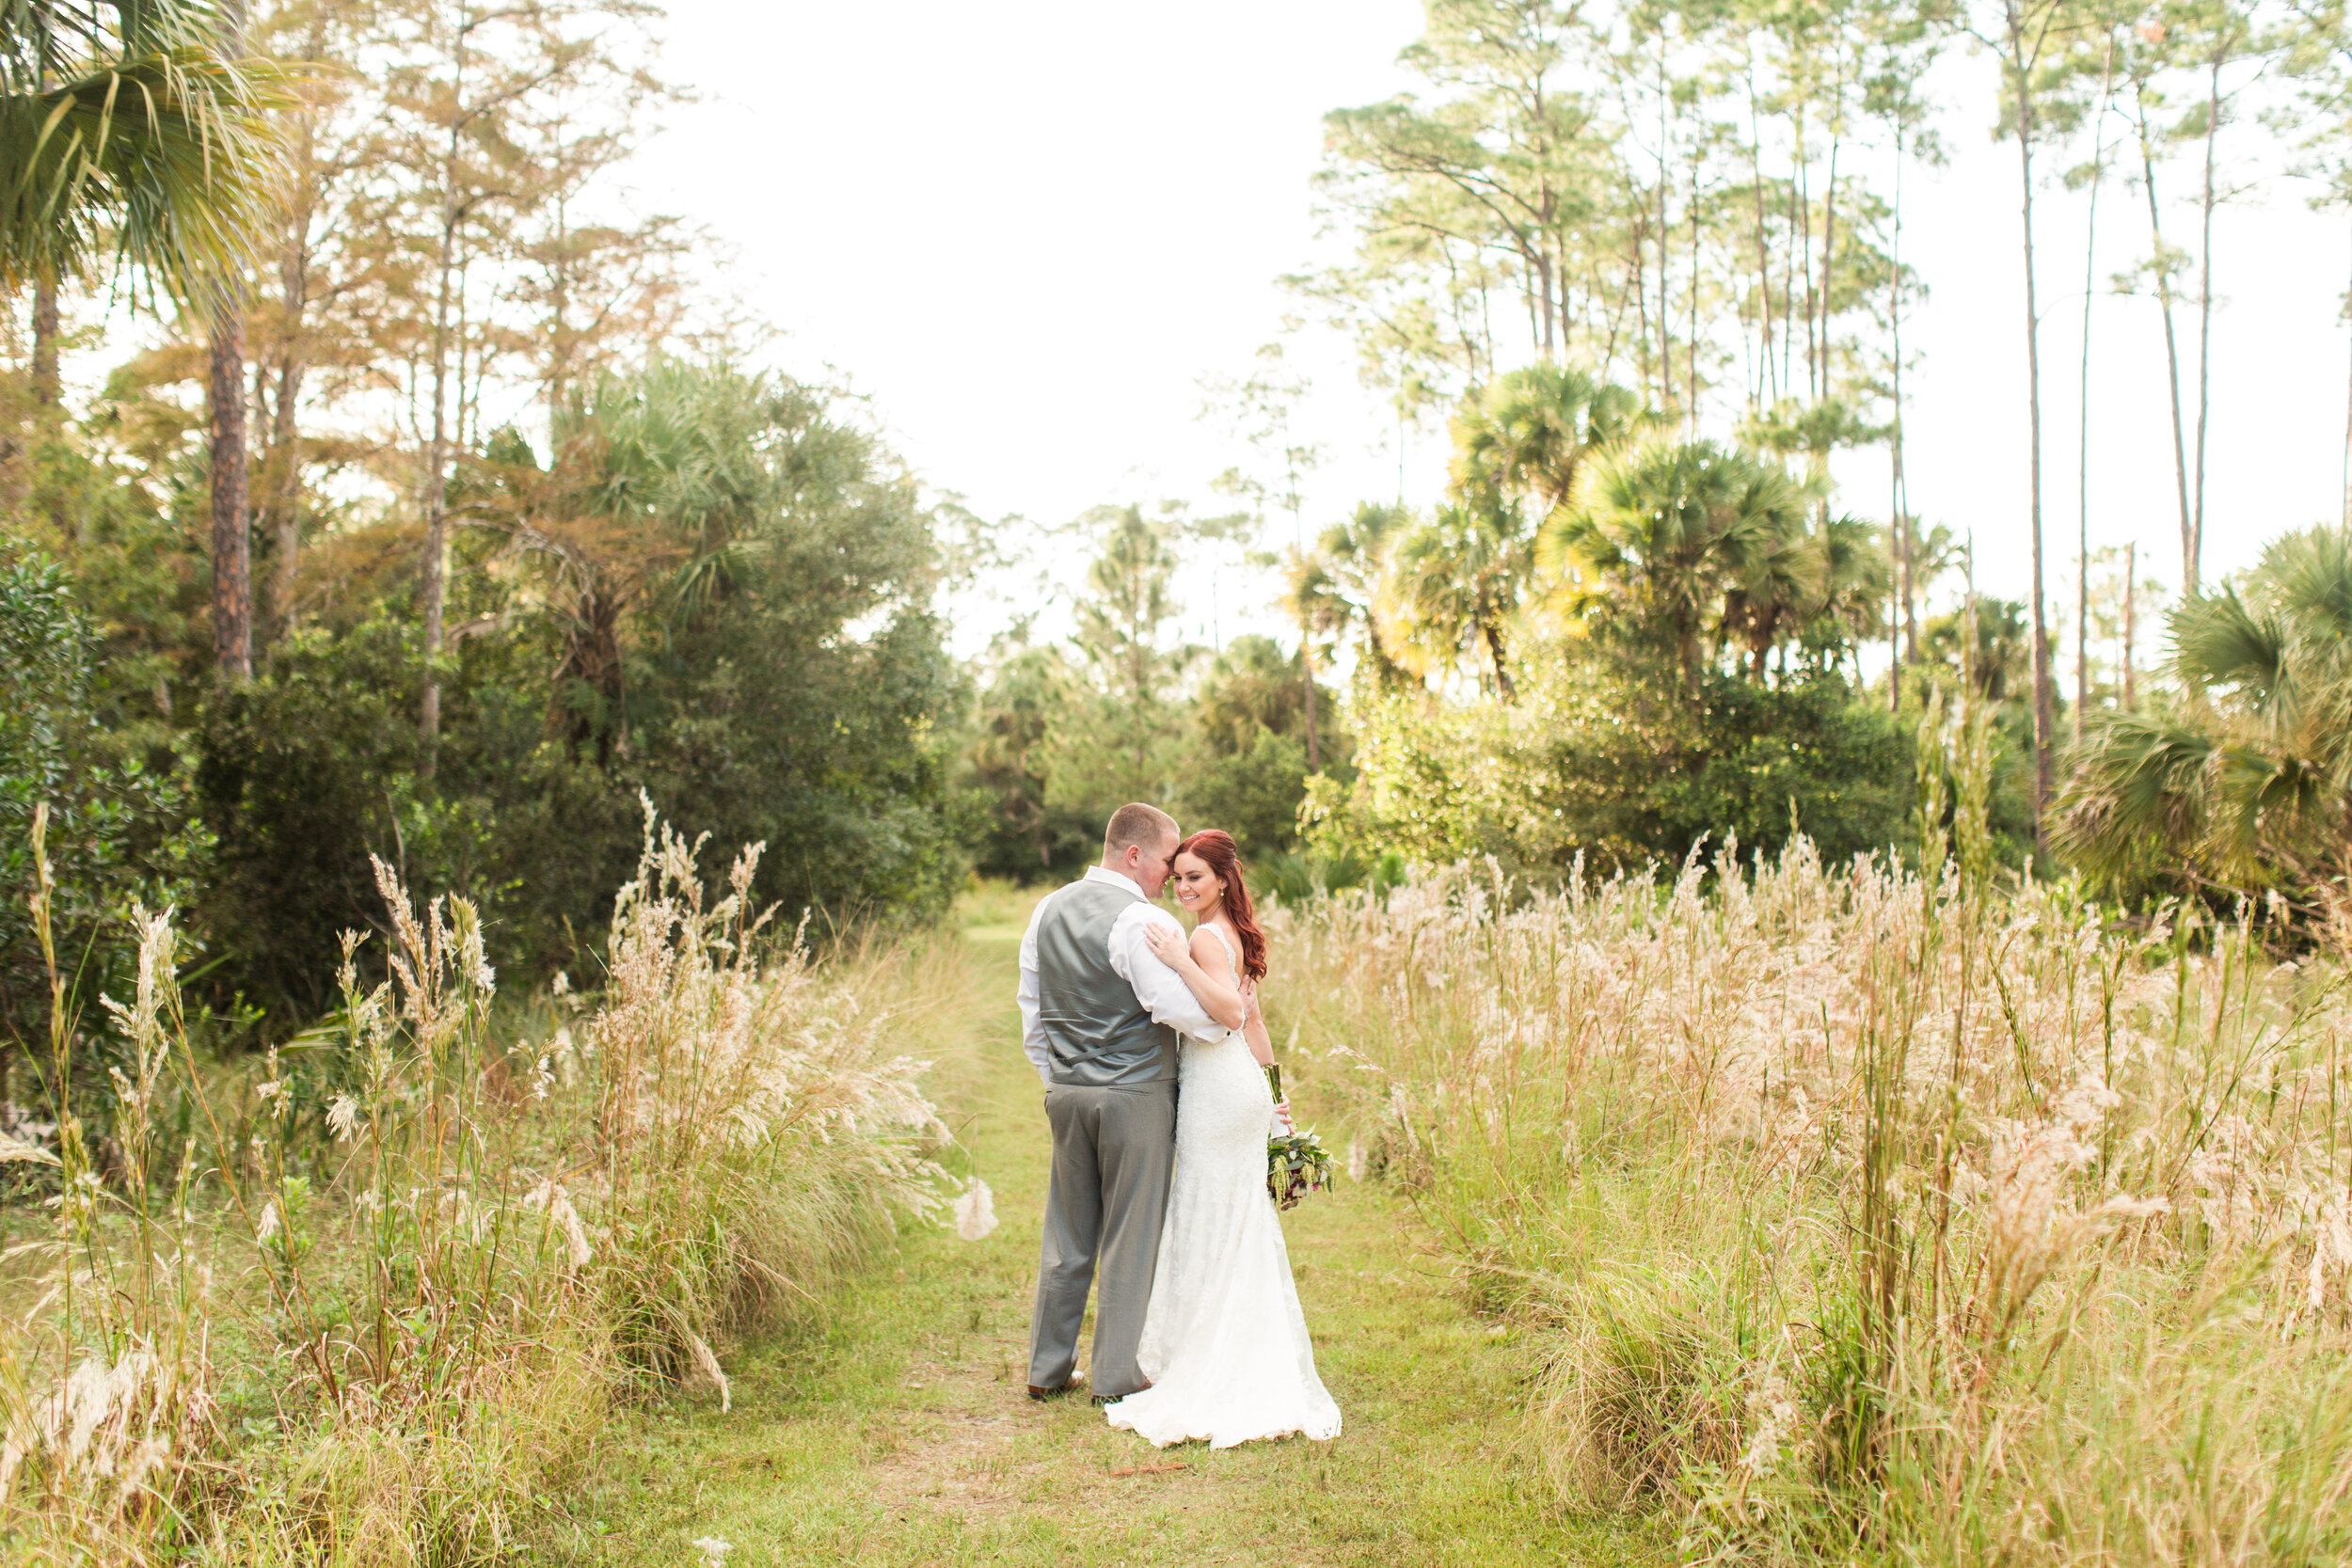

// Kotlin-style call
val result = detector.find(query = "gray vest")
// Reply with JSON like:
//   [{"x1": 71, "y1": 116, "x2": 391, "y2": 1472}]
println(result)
[{"x1": 1035, "y1": 879, "x2": 1177, "y2": 1088}]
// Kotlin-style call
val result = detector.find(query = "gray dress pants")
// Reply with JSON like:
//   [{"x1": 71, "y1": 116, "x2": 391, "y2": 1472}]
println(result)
[{"x1": 1027, "y1": 1080, "x2": 1177, "y2": 1398}]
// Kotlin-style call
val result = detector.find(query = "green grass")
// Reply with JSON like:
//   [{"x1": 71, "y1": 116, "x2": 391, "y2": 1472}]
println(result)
[{"x1": 548, "y1": 911, "x2": 1661, "y2": 1566}]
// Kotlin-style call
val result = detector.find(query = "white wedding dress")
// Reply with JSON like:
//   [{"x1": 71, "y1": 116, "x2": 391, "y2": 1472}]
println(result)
[{"x1": 1106, "y1": 927, "x2": 1342, "y2": 1449}]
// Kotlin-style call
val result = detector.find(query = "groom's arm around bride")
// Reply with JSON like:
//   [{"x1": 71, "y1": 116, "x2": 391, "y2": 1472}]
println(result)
[{"x1": 1017, "y1": 803, "x2": 1232, "y2": 1403}]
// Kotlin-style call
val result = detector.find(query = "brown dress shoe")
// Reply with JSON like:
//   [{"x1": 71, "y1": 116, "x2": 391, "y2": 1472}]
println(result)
[{"x1": 1026, "y1": 1372, "x2": 1086, "y2": 1402}]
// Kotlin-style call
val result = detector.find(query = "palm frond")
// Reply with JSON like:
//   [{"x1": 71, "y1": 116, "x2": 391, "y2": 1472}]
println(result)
[
  {"x1": 2054, "y1": 712, "x2": 2215, "y2": 885},
  {"x1": 3, "y1": 5, "x2": 305, "y2": 299},
  {"x1": 2171, "y1": 588, "x2": 2286, "y2": 704}
]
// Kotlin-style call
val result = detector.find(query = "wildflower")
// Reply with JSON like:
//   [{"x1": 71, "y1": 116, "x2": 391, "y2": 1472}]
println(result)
[
  {"x1": 692, "y1": 1539, "x2": 733, "y2": 1567},
  {"x1": 551, "y1": 970, "x2": 571, "y2": 996},
  {"x1": 326, "y1": 1096, "x2": 360, "y2": 1142},
  {"x1": 255, "y1": 1200, "x2": 280, "y2": 1244}
]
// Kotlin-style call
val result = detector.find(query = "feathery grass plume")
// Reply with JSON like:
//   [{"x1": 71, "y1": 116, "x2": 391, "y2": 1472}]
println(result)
[
  {"x1": 952, "y1": 1176, "x2": 998, "y2": 1241},
  {"x1": 1286, "y1": 844, "x2": 2352, "y2": 1562},
  {"x1": 3, "y1": 804, "x2": 953, "y2": 1561}
]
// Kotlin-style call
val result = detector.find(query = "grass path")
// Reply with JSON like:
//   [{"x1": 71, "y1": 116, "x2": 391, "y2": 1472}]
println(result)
[{"x1": 558, "y1": 914, "x2": 1658, "y2": 1566}]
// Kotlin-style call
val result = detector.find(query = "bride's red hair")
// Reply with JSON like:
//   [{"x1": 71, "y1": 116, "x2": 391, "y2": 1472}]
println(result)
[{"x1": 1176, "y1": 830, "x2": 1265, "y2": 982}]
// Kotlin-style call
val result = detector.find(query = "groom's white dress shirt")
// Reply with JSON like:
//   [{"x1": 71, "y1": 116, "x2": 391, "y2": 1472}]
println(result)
[{"x1": 1017, "y1": 865, "x2": 1232, "y2": 1085}]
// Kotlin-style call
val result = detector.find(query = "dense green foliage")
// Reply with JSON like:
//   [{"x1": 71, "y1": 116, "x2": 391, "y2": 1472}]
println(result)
[
  {"x1": 3, "y1": 0, "x2": 2318, "y2": 1063},
  {"x1": 2059, "y1": 525, "x2": 2352, "y2": 915},
  {"x1": 1311, "y1": 641, "x2": 1910, "y2": 878},
  {"x1": 0, "y1": 551, "x2": 200, "y2": 1049},
  {"x1": 4, "y1": 363, "x2": 965, "y2": 1037},
  {"x1": 183, "y1": 367, "x2": 965, "y2": 1021}
]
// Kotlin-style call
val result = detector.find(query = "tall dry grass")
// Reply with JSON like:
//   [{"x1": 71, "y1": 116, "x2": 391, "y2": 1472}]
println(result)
[
  {"x1": 0, "y1": 801, "x2": 960, "y2": 1564},
  {"x1": 1283, "y1": 837, "x2": 2352, "y2": 1565}
]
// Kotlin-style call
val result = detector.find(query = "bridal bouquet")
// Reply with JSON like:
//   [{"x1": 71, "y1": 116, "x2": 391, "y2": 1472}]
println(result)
[{"x1": 1266, "y1": 1129, "x2": 1335, "y2": 1211}]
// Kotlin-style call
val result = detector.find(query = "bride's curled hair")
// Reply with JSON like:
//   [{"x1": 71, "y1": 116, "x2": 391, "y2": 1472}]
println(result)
[{"x1": 1176, "y1": 829, "x2": 1266, "y2": 982}]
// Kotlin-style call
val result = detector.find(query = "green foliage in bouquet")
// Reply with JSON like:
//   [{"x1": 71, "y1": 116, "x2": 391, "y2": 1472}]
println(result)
[{"x1": 1267, "y1": 1129, "x2": 1335, "y2": 1211}]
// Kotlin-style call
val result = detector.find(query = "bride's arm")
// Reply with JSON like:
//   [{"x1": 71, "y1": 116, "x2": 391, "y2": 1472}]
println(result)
[
  {"x1": 1238, "y1": 982, "x2": 1274, "y2": 1067},
  {"x1": 1139, "y1": 922, "x2": 1247, "y2": 1029},
  {"x1": 1240, "y1": 984, "x2": 1295, "y2": 1132}
]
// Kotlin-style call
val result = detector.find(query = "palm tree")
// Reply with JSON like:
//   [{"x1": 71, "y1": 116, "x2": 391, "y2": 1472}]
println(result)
[
  {"x1": 1717, "y1": 491, "x2": 1825, "y2": 679},
  {"x1": 1286, "y1": 500, "x2": 1411, "y2": 689},
  {"x1": 4, "y1": 1, "x2": 295, "y2": 297},
  {"x1": 471, "y1": 362, "x2": 781, "y2": 766},
  {"x1": 1805, "y1": 515, "x2": 1895, "y2": 676},
  {"x1": 1383, "y1": 499, "x2": 1526, "y2": 699},
  {"x1": 2057, "y1": 525, "x2": 2352, "y2": 911},
  {"x1": 1541, "y1": 437, "x2": 1811, "y2": 689},
  {"x1": 8, "y1": 1, "x2": 298, "y2": 685},
  {"x1": 1450, "y1": 362, "x2": 1646, "y2": 522}
]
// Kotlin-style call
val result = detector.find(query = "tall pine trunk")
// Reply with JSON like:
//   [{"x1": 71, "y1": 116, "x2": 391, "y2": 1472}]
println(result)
[
  {"x1": 1302, "y1": 644, "x2": 1320, "y2": 770},
  {"x1": 2136, "y1": 87, "x2": 2196, "y2": 594},
  {"x1": 2009, "y1": 2, "x2": 2053, "y2": 853},
  {"x1": 1889, "y1": 116, "x2": 1912, "y2": 710},
  {"x1": 30, "y1": 277, "x2": 71, "y2": 541},
  {"x1": 207, "y1": 0, "x2": 252, "y2": 681},
  {"x1": 1818, "y1": 40, "x2": 1843, "y2": 402},
  {"x1": 264, "y1": 8, "x2": 326, "y2": 643},
  {"x1": 209, "y1": 304, "x2": 252, "y2": 681},
  {"x1": 2077, "y1": 42, "x2": 2112, "y2": 748},
  {"x1": 2122, "y1": 542, "x2": 2137, "y2": 707},
  {"x1": 2189, "y1": 51, "x2": 2223, "y2": 589},
  {"x1": 419, "y1": 9, "x2": 474, "y2": 776},
  {"x1": 1747, "y1": 48, "x2": 1777, "y2": 409},
  {"x1": 30, "y1": 279, "x2": 58, "y2": 404}
]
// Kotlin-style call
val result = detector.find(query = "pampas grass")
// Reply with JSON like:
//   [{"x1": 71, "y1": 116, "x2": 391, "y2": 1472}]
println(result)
[
  {"x1": 1, "y1": 800, "x2": 957, "y2": 1564},
  {"x1": 1283, "y1": 836, "x2": 2352, "y2": 1565}
]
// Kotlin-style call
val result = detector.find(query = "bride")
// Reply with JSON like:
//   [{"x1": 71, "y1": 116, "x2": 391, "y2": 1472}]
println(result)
[{"x1": 1104, "y1": 829, "x2": 1342, "y2": 1449}]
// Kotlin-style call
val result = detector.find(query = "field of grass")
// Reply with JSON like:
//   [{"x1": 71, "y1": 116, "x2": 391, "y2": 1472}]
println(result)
[
  {"x1": 1, "y1": 821, "x2": 961, "y2": 1564},
  {"x1": 557, "y1": 894, "x2": 1661, "y2": 1566},
  {"x1": 1283, "y1": 847, "x2": 2352, "y2": 1566},
  {"x1": 43, "y1": 829, "x2": 2331, "y2": 1566}
]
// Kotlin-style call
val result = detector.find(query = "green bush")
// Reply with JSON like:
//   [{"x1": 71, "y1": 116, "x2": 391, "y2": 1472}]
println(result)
[
  {"x1": 189, "y1": 368, "x2": 970, "y2": 1029},
  {"x1": 1313, "y1": 639, "x2": 1912, "y2": 878},
  {"x1": 196, "y1": 580, "x2": 966, "y2": 1025},
  {"x1": 1, "y1": 551, "x2": 203, "y2": 1056},
  {"x1": 1181, "y1": 728, "x2": 1311, "y2": 858}
]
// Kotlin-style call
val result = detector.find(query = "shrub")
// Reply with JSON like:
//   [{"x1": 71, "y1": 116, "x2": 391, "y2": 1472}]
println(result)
[
  {"x1": 1, "y1": 552, "x2": 203, "y2": 1061},
  {"x1": 1315, "y1": 641, "x2": 1912, "y2": 879}
]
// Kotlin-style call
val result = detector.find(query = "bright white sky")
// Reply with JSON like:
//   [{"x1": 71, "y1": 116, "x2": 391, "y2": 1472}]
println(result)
[{"x1": 634, "y1": 0, "x2": 2348, "y2": 665}]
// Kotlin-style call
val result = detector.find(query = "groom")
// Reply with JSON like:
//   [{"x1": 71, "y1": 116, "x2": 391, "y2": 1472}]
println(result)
[{"x1": 1020, "y1": 802, "x2": 1232, "y2": 1403}]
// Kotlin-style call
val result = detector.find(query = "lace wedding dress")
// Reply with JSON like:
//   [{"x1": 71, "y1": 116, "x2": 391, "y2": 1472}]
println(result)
[{"x1": 1106, "y1": 927, "x2": 1342, "y2": 1449}]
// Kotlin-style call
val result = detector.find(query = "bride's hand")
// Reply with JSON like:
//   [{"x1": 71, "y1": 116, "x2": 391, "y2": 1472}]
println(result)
[{"x1": 1142, "y1": 922, "x2": 1190, "y2": 968}]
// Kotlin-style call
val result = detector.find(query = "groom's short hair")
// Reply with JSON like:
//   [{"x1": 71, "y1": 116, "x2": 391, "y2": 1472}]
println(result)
[{"x1": 1104, "y1": 802, "x2": 1177, "y2": 854}]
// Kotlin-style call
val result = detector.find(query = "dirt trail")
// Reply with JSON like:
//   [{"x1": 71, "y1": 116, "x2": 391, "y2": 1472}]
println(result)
[{"x1": 564, "y1": 924, "x2": 1653, "y2": 1566}]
